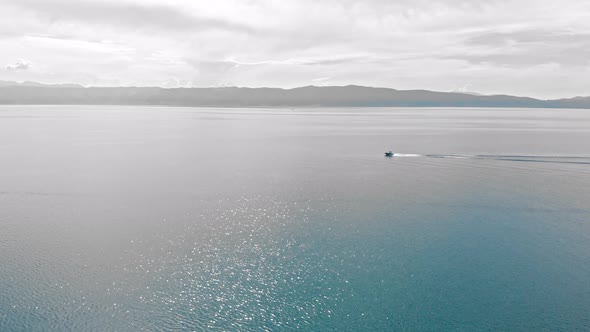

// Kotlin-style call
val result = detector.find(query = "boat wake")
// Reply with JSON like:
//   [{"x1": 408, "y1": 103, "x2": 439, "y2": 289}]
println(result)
[
  {"x1": 392, "y1": 153, "x2": 422, "y2": 157},
  {"x1": 391, "y1": 153, "x2": 590, "y2": 165}
]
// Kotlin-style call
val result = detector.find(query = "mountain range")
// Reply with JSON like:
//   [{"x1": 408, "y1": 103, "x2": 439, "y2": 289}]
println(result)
[{"x1": 0, "y1": 81, "x2": 589, "y2": 109}]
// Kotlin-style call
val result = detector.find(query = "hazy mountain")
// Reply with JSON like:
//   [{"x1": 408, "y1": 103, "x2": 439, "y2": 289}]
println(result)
[{"x1": 0, "y1": 84, "x2": 588, "y2": 109}]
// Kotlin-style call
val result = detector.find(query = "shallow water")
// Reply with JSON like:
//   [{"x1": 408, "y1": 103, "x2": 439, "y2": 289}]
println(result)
[{"x1": 1, "y1": 106, "x2": 590, "y2": 331}]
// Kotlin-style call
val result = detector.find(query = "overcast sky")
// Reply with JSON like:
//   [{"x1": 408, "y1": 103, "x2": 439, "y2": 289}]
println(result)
[{"x1": 1, "y1": 0, "x2": 590, "y2": 98}]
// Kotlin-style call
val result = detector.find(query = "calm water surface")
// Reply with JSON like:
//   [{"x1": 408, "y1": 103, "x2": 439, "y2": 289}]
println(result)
[{"x1": 1, "y1": 106, "x2": 590, "y2": 331}]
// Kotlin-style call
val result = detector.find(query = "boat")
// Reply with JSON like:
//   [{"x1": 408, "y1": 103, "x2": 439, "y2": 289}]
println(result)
[{"x1": 385, "y1": 151, "x2": 394, "y2": 157}]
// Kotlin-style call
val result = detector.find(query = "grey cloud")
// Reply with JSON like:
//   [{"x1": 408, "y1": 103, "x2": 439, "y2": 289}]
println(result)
[
  {"x1": 184, "y1": 60, "x2": 237, "y2": 86},
  {"x1": 26, "y1": 33, "x2": 105, "y2": 44},
  {"x1": 466, "y1": 30, "x2": 590, "y2": 47},
  {"x1": 450, "y1": 49, "x2": 590, "y2": 67},
  {"x1": 223, "y1": 54, "x2": 374, "y2": 67},
  {"x1": 6, "y1": 59, "x2": 32, "y2": 71},
  {"x1": 183, "y1": 56, "x2": 372, "y2": 86},
  {"x1": 448, "y1": 29, "x2": 590, "y2": 67},
  {"x1": 300, "y1": 56, "x2": 370, "y2": 66},
  {"x1": 186, "y1": 60, "x2": 237, "y2": 71},
  {"x1": 7, "y1": 0, "x2": 255, "y2": 34}
]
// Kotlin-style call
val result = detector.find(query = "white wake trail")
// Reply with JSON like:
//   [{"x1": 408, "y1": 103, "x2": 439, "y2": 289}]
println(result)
[{"x1": 393, "y1": 153, "x2": 422, "y2": 157}]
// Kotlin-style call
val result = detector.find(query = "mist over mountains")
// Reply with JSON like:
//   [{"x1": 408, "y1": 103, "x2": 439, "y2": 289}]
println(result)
[
  {"x1": 0, "y1": 81, "x2": 589, "y2": 109},
  {"x1": 0, "y1": 80, "x2": 83, "y2": 88}
]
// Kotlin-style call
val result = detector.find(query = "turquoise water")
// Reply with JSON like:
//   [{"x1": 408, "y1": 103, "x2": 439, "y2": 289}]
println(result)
[{"x1": 1, "y1": 106, "x2": 589, "y2": 331}]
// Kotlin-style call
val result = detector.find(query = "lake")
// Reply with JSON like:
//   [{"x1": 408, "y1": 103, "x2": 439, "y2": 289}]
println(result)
[{"x1": 1, "y1": 106, "x2": 590, "y2": 331}]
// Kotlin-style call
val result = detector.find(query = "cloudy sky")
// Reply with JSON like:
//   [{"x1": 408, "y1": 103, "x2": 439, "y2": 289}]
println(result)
[{"x1": 1, "y1": 0, "x2": 590, "y2": 98}]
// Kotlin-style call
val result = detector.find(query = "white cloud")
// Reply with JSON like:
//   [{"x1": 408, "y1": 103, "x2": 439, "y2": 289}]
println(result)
[{"x1": 6, "y1": 59, "x2": 31, "y2": 71}]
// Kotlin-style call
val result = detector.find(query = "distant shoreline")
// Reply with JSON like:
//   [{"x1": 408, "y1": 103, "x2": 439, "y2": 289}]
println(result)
[
  {"x1": 0, "y1": 105, "x2": 587, "y2": 111},
  {"x1": 1, "y1": 85, "x2": 589, "y2": 109}
]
